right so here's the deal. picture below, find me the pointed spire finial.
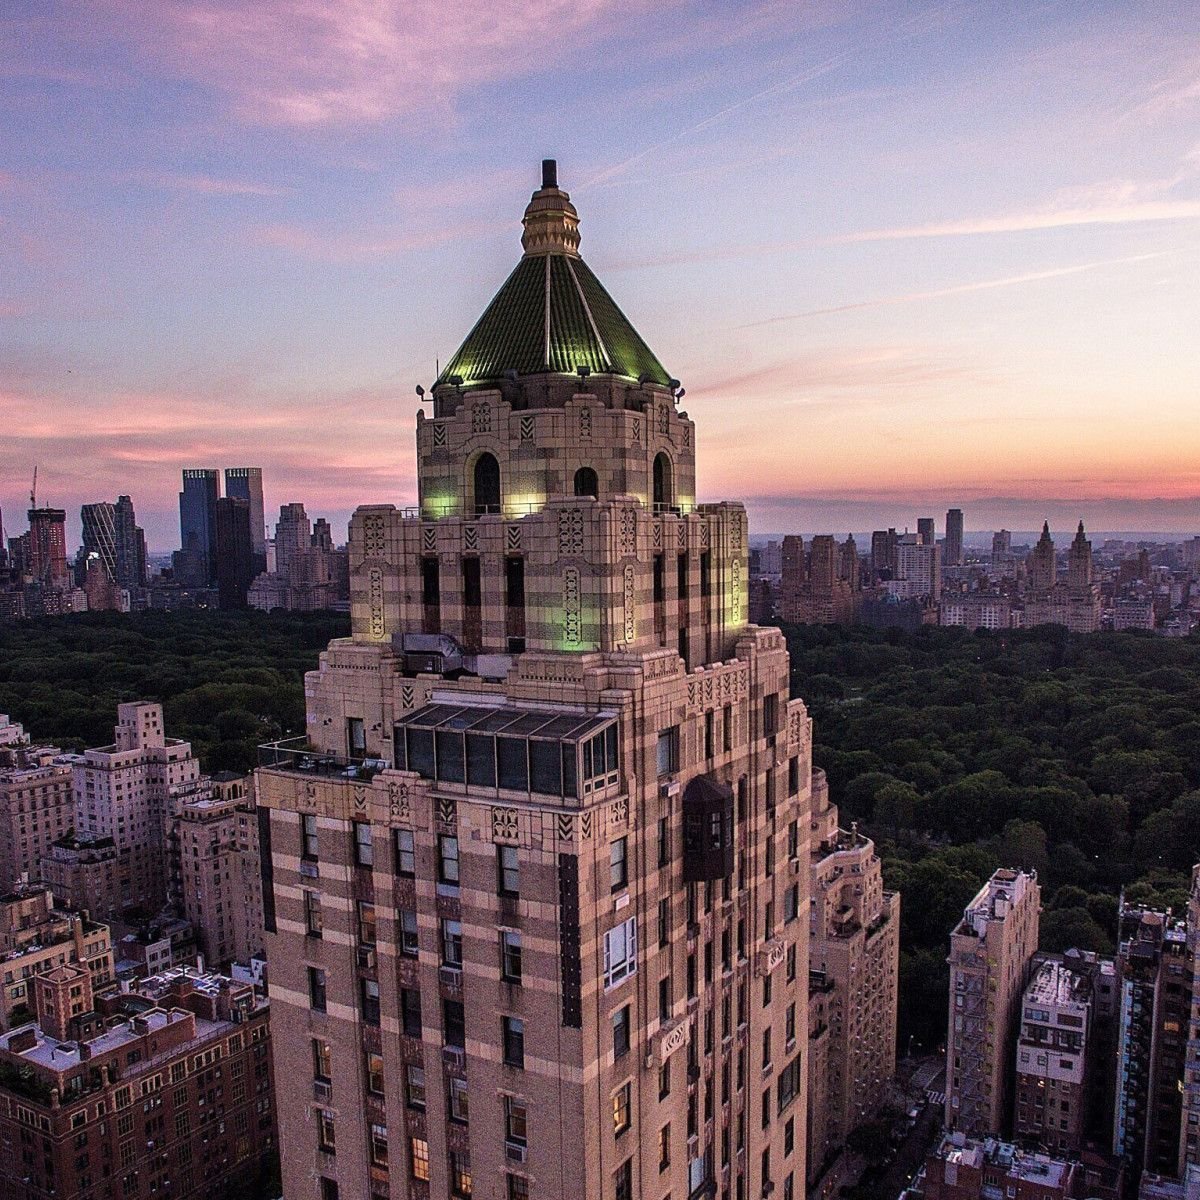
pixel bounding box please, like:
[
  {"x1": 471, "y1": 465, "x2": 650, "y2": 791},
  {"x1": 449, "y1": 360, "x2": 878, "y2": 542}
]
[{"x1": 522, "y1": 158, "x2": 580, "y2": 258}]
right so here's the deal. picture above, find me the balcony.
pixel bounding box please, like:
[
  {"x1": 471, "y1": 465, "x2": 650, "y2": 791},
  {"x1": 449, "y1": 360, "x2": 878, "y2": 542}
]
[{"x1": 258, "y1": 737, "x2": 387, "y2": 780}]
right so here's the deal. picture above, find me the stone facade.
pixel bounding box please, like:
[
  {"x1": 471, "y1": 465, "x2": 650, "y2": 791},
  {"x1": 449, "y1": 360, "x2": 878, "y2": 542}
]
[
  {"x1": 807, "y1": 768, "x2": 899, "y2": 1184},
  {"x1": 0, "y1": 740, "x2": 74, "y2": 892},
  {"x1": 258, "y1": 164, "x2": 814, "y2": 1200},
  {"x1": 946, "y1": 869, "x2": 1041, "y2": 1138}
]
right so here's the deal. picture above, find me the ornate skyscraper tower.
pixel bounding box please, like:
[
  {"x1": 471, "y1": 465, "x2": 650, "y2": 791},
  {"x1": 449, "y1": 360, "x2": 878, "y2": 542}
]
[{"x1": 258, "y1": 162, "x2": 813, "y2": 1200}]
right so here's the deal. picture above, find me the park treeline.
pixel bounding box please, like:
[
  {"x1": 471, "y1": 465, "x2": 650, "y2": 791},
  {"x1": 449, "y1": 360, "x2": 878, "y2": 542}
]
[
  {"x1": 3, "y1": 612, "x2": 1198, "y2": 1050},
  {"x1": 0, "y1": 610, "x2": 349, "y2": 773},
  {"x1": 784, "y1": 620, "x2": 1200, "y2": 1050}
]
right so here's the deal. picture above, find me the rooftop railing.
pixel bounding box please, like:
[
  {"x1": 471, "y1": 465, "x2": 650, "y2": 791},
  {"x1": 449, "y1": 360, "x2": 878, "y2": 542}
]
[{"x1": 257, "y1": 738, "x2": 388, "y2": 781}]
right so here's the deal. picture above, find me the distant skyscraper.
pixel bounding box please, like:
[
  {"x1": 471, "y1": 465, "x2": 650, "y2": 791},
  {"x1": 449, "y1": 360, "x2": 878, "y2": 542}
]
[
  {"x1": 1067, "y1": 520, "x2": 1094, "y2": 593},
  {"x1": 214, "y1": 497, "x2": 255, "y2": 609},
  {"x1": 80, "y1": 502, "x2": 118, "y2": 580},
  {"x1": 946, "y1": 508, "x2": 964, "y2": 567},
  {"x1": 917, "y1": 516, "x2": 935, "y2": 546},
  {"x1": 27, "y1": 507, "x2": 70, "y2": 589},
  {"x1": 1027, "y1": 522, "x2": 1057, "y2": 592},
  {"x1": 179, "y1": 468, "x2": 219, "y2": 582},
  {"x1": 871, "y1": 528, "x2": 898, "y2": 580},
  {"x1": 273, "y1": 502, "x2": 311, "y2": 578},
  {"x1": 991, "y1": 529, "x2": 1012, "y2": 568},
  {"x1": 311, "y1": 516, "x2": 334, "y2": 551},
  {"x1": 113, "y1": 494, "x2": 147, "y2": 590},
  {"x1": 225, "y1": 467, "x2": 266, "y2": 565}
]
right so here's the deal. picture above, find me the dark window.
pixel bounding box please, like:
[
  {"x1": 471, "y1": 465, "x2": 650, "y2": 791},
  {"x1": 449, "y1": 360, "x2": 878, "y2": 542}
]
[
  {"x1": 613, "y1": 1004, "x2": 631, "y2": 1058},
  {"x1": 347, "y1": 717, "x2": 366, "y2": 758},
  {"x1": 406, "y1": 728, "x2": 434, "y2": 779},
  {"x1": 301, "y1": 813, "x2": 318, "y2": 861},
  {"x1": 308, "y1": 967, "x2": 327, "y2": 1013},
  {"x1": 501, "y1": 931, "x2": 523, "y2": 982},
  {"x1": 400, "y1": 988, "x2": 422, "y2": 1038},
  {"x1": 435, "y1": 730, "x2": 465, "y2": 783},
  {"x1": 529, "y1": 739, "x2": 561, "y2": 795},
  {"x1": 610, "y1": 836, "x2": 628, "y2": 892},
  {"x1": 653, "y1": 553, "x2": 665, "y2": 602},
  {"x1": 360, "y1": 978, "x2": 380, "y2": 1026},
  {"x1": 503, "y1": 1016, "x2": 525, "y2": 1068},
  {"x1": 656, "y1": 727, "x2": 679, "y2": 776},
  {"x1": 466, "y1": 734, "x2": 496, "y2": 787},
  {"x1": 653, "y1": 453, "x2": 673, "y2": 509},
  {"x1": 474, "y1": 453, "x2": 501, "y2": 514},
  {"x1": 399, "y1": 910, "x2": 419, "y2": 957},
  {"x1": 614, "y1": 1157, "x2": 633, "y2": 1200},
  {"x1": 320, "y1": 1179, "x2": 339, "y2": 1200},
  {"x1": 497, "y1": 737, "x2": 528, "y2": 791},
  {"x1": 574, "y1": 466, "x2": 599, "y2": 498},
  {"x1": 443, "y1": 999, "x2": 465, "y2": 1048},
  {"x1": 705, "y1": 710, "x2": 714, "y2": 760}
]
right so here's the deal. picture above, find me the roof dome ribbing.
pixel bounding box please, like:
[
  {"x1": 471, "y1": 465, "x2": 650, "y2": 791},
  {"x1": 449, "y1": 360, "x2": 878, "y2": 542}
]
[{"x1": 435, "y1": 161, "x2": 671, "y2": 388}]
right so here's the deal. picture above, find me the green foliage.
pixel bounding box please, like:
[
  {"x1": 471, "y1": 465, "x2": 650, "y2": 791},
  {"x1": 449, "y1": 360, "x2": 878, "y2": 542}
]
[
  {"x1": 785, "y1": 622, "x2": 1200, "y2": 1049},
  {"x1": 0, "y1": 610, "x2": 349, "y2": 774}
]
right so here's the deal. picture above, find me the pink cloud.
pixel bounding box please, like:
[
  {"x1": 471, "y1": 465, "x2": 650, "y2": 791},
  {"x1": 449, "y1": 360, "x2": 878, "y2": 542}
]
[
  {"x1": 122, "y1": 170, "x2": 287, "y2": 196},
  {"x1": 99, "y1": 0, "x2": 672, "y2": 126}
]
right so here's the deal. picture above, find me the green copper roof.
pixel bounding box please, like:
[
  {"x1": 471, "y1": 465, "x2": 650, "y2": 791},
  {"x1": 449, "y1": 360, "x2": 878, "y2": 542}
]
[{"x1": 436, "y1": 252, "x2": 671, "y2": 388}]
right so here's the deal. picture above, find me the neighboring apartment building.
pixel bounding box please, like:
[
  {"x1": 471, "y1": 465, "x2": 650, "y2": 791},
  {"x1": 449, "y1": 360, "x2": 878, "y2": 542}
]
[
  {"x1": 68, "y1": 702, "x2": 208, "y2": 917},
  {"x1": 1114, "y1": 902, "x2": 1192, "y2": 1180},
  {"x1": 939, "y1": 594, "x2": 1013, "y2": 631},
  {"x1": 0, "y1": 883, "x2": 114, "y2": 1029},
  {"x1": 0, "y1": 736, "x2": 75, "y2": 893},
  {"x1": 1014, "y1": 959, "x2": 1091, "y2": 1154},
  {"x1": 919, "y1": 1133, "x2": 1076, "y2": 1200},
  {"x1": 947, "y1": 869, "x2": 1041, "y2": 1138},
  {"x1": 256, "y1": 161, "x2": 815, "y2": 1200},
  {"x1": 0, "y1": 962, "x2": 277, "y2": 1200},
  {"x1": 1182, "y1": 867, "x2": 1200, "y2": 1174},
  {"x1": 177, "y1": 772, "x2": 263, "y2": 968},
  {"x1": 807, "y1": 767, "x2": 899, "y2": 1186}
]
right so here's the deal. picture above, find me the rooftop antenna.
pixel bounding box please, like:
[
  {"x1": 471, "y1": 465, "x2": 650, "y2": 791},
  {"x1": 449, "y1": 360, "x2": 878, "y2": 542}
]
[{"x1": 30, "y1": 466, "x2": 37, "y2": 509}]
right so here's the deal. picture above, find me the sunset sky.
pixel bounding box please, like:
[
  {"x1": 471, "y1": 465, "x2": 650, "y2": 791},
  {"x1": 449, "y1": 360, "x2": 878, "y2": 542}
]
[{"x1": 3, "y1": 0, "x2": 1199, "y2": 549}]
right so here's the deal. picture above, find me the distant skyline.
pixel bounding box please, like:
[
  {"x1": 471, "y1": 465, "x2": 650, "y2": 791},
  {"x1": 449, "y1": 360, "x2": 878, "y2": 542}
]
[{"x1": 3, "y1": 1, "x2": 1199, "y2": 547}]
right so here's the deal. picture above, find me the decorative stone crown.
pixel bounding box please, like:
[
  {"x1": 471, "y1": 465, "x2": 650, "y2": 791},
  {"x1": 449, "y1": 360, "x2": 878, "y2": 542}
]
[{"x1": 521, "y1": 159, "x2": 581, "y2": 258}]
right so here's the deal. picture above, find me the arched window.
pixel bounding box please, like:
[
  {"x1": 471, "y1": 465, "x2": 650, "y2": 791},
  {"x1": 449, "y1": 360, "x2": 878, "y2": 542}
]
[
  {"x1": 653, "y1": 452, "x2": 673, "y2": 510},
  {"x1": 574, "y1": 467, "x2": 599, "y2": 499},
  {"x1": 473, "y1": 453, "x2": 501, "y2": 515}
]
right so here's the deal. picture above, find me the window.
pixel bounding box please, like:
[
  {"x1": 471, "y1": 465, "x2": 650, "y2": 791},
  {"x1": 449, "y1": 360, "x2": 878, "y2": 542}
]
[
  {"x1": 503, "y1": 1016, "x2": 525, "y2": 1068},
  {"x1": 705, "y1": 711, "x2": 714, "y2": 760},
  {"x1": 785, "y1": 1002, "x2": 796, "y2": 1046},
  {"x1": 304, "y1": 890, "x2": 322, "y2": 937},
  {"x1": 320, "y1": 1180, "x2": 339, "y2": 1200},
  {"x1": 441, "y1": 918, "x2": 463, "y2": 967},
  {"x1": 399, "y1": 910, "x2": 419, "y2": 957},
  {"x1": 613, "y1": 1004, "x2": 631, "y2": 1059},
  {"x1": 501, "y1": 931, "x2": 523, "y2": 982},
  {"x1": 656, "y1": 727, "x2": 679, "y2": 776},
  {"x1": 405, "y1": 1065, "x2": 425, "y2": 1110},
  {"x1": 357, "y1": 900, "x2": 376, "y2": 946},
  {"x1": 613, "y1": 1081, "x2": 632, "y2": 1136},
  {"x1": 610, "y1": 837, "x2": 628, "y2": 892},
  {"x1": 505, "y1": 1095, "x2": 528, "y2": 1146},
  {"x1": 777, "y1": 1053, "x2": 802, "y2": 1114},
  {"x1": 312, "y1": 1039, "x2": 331, "y2": 1082},
  {"x1": 723, "y1": 703, "x2": 733, "y2": 751},
  {"x1": 659, "y1": 1059, "x2": 671, "y2": 1100},
  {"x1": 784, "y1": 884, "x2": 799, "y2": 923},
  {"x1": 614, "y1": 1158, "x2": 633, "y2": 1200},
  {"x1": 659, "y1": 976, "x2": 671, "y2": 1022},
  {"x1": 347, "y1": 717, "x2": 366, "y2": 757},
  {"x1": 394, "y1": 828, "x2": 416, "y2": 876},
  {"x1": 659, "y1": 1122, "x2": 671, "y2": 1171},
  {"x1": 604, "y1": 918, "x2": 638, "y2": 989},
  {"x1": 658, "y1": 817, "x2": 670, "y2": 867},
  {"x1": 360, "y1": 978, "x2": 381, "y2": 1026},
  {"x1": 574, "y1": 466, "x2": 599, "y2": 498},
  {"x1": 400, "y1": 988, "x2": 422, "y2": 1038},
  {"x1": 369, "y1": 1123, "x2": 388, "y2": 1167},
  {"x1": 473, "y1": 451, "x2": 501, "y2": 514},
  {"x1": 365, "y1": 1051, "x2": 385, "y2": 1096},
  {"x1": 658, "y1": 898, "x2": 670, "y2": 948},
  {"x1": 448, "y1": 1077, "x2": 469, "y2": 1124},
  {"x1": 316, "y1": 1108, "x2": 335, "y2": 1153},
  {"x1": 438, "y1": 835, "x2": 460, "y2": 886},
  {"x1": 410, "y1": 1137, "x2": 430, "y2": 1182},
  {"x1": 353, "y1": 820, "x2": 373, "y2": 867},
  {"x1": 498, "y1": 845, "x2": 520, "y2": 896},
  {"x1": 444, "y1": 999, "x2": 466, "y2": 1048},
  {"x1": 450, "y1": 1149, "x2": 473, "y2": 1198},
  {"x1": 507, "y1": 1176, "x2": 529, "y2": 1200},
  {"x1": 301, "y1": 813, "x2": 318, "y2": 860},
  {"x1": 308, "y1": 967, "x2": 327, "y2": 1013},
  {"x1": 762, "y1": 1028, "x2": 772, "y2": 1069}
]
